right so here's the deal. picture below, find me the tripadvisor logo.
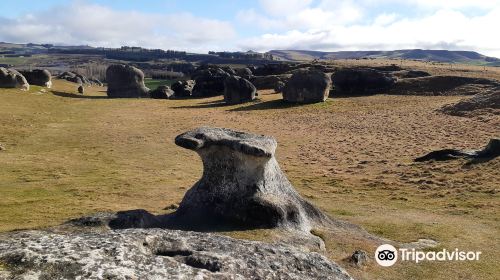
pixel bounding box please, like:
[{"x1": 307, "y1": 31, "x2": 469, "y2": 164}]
[{"x1": 375, "y1": 244, "x2": 482, "y2": 267}]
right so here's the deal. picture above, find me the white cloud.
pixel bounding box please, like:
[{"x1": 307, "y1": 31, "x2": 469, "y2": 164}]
[
  {"x1": 258, "y1": 0, "x2": 314, "y2": 17},
  {"x1": 238, "y1": 7, "x2": 500, "y2": 58},
  {"x1": 0, "y1": 2, "x2": 236, "y2": 52}
]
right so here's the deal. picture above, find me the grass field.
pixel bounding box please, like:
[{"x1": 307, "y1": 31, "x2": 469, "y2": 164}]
[
  {"x1": 0, "y1": 69, "x2": 498, "y2": 279},
  {"x1": 144, "y1": 78, "x2": 176, "y2": 89}
]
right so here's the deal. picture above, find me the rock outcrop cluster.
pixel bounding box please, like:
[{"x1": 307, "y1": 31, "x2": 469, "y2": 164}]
[{"x1": 106, "y1": 64, "x2": 150, "y2": 98}]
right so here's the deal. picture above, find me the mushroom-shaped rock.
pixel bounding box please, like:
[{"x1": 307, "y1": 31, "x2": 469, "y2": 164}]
[
  {"x1": 283, "y1": 69, "x2": 331, "y2": 103},
  {"x1": 223, "y1": 75, "x2": 256, "y2": 104},
  {"x1": 171, "y1": 80, "x2": 195, "y2": 97},
  {"x1": 20, "y1": 69, "x2": 52, "y2": 88},
  {"x1": 150, "y1": 85, "x2": 174, "y2": 99},
  {"x1": 0, "y1": 67, "x2": 29, "y2": 91},
  {"x1": 173, "y1": 127, "x2": 329, "y2": 231},
  {"x1": 106, "y1": 64, "x2": 150, "y2": 98}
]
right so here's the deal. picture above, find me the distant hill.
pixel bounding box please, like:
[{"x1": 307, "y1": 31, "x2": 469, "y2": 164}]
[{"x1": 268, "y1": 49, "x2": 500, "y2": 66}]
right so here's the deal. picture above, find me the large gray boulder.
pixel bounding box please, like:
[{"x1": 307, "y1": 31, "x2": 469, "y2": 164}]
[
  {"x1": 0, "y1": 67, "x2": 29, "y2": 91},
  {"x1": 106, "y1": 64, "x2": 150, "y2": 98},
  {"x1": 173, "y1": 127, "x2": 330, "y2": 231},
  {"x1": 58, "y1": 71, "x2": 91, "y2": 85},
  {"x1": 283, "y1": 69, "x2": 331, "y2": 103},
  {"x1": 191, "y1": 66, "x2": 229, "y2": 97},
  {"x1": 0, "y1": 228, "x2": 352, "y2": 279},
  {"x1": 223, "y1": 76, "x2": 256, "y2": 104},
  {"x1": 150, "y1": 85, "x2": 175, "y2": 99},
  {"x1": 332, "y1": 68, "x2": 395, "y2": 95},
  {"x1": 20, "y1": 69, "x2": 52, "y2": 88},
  {"x1": 171, "y1": 80, "x2": 195, "y2": 97}
]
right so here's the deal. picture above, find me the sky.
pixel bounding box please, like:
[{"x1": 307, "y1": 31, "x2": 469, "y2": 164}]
[{"x1": 0, "y1": 0, "x2": 499, "y2": 57}]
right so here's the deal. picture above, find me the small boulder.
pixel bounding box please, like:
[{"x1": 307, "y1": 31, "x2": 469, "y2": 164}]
[
  {"x1": 347, "y1": 250, "x2": 368, "y2": 267},
  {"x1": 223, "y1": 76, "x2": 256, "y2": 104},
  {"x1": 150, "y1": 85, "x2": 174, "y2": 99},
  {"x1": 332, "y1": 68, "x2": 395, "y2": 95},
  {"x1": 283, "y1": 69, "x2": 331, "y2": 103},
  {"x1": 20, "y1": 69, "x2": 52, "y2": 88},
  {"x1": 171, "y1": 80, "x2": 195, "y2": 97},
  {"x1": 106, "y1": 64, "x2": 150, "y2": 98},
  {"x1": 77, "y1": 85, "x2": 84, "y2": 94}
]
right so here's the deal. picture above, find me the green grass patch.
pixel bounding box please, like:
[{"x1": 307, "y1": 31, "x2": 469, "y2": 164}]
[{"x1": 144, "y1": 78, "x2": 176, "y2": 89}]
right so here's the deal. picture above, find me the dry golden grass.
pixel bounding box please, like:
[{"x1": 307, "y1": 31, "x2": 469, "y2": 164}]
[{"x1": 0, "y1": 69, "x2": 498, "y2": 279}]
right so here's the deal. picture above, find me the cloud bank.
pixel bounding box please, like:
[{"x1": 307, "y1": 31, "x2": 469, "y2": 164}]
[{"x1": 0, "y1": 0, "x2": 499, "y2": 57}]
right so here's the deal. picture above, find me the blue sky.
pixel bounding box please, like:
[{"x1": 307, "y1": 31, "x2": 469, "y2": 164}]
[{"x1": 0, "y1": 0, "x2": 499, "y2": 57}]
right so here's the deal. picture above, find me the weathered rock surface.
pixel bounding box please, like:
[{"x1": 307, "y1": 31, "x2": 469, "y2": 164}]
[
  {"x1": 20, "y1": 69, "x2": 52, "y2": 88},
  {"x1": 191, "y1": 66, "x2": 229, "y2": 97},
  {"x1": 58, "y1": 71, "x2": 92, "y2": 85},
  {"x1": 440, "y1": 88, "x2": 500, "y2": 116},
  {"x1": 0, "y1": 67, "x2": 29, "y2": 90},
  {"x1": 250, "y1": 74, "x2": 291, "y2": 90},
  {"x1": 106, "y1": 64, "x2": 150, "y2": 98},
  {"x1": 274, "y1": 81, "x2": 285, "y2": 93},
  {"x1": 390, "y1": 75, "x2": 499, "y2": 96},
  {"x1": 283, "y1": 69, "x2": 331, "y2": 103},
  {"x1": 171, "y1": 80, "x2": 195, "y2": 97},
  {"x1": 223, "y1": 76, "x2": 256, "y2": 104},
  {"x1": 172, "y1": 127, "x2": 330, "y2": 231},
  {"x1": 415, "y1": 138, "x2": 500, "y2": 163},
  {"x1": 0, "y1": 228, "x2": 352, "y2": 280},
  {"x1": 234, "y1": 67, "x2": 253, "y2": 80},
  {"x1": 332, "y1": 68, "x2": 395, "y2": 95},
  {"x1": 150, "y1": 85, "x2": 175, "y2": 99}
]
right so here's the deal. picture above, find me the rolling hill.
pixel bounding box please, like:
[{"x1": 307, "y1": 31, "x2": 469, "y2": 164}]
[{"x1": 268, "y1": 49, "x2": 500, "y2": 66}]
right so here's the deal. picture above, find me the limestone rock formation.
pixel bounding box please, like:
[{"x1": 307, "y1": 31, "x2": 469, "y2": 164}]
[
  {"x1": 223, "y1": 75, "x2": 256, "y2": 104},
  {"x1": 390, "y1": 75, "x2": 498, "y2": 96},
  {"x1": 415, "y1": 138, "x2": 500, "y2": 163},
  {"x1": 234, "y1": 67, "x2": 253, "y2": 80},
  {"x1": 77, "y1": 85, "x2": 84, "y2": 94},
  {"x1": 0, "y1": 67, "x2": 29, "y2": 90},
  {"x1": 106, "y1": 64, "x2": 150, "y2": 98},
  {"x1": 250, "y1": 74, "x2": 291, "y2": 90},
  {"x1": 171, "y1": 80, "x2": 195, "y2": 97},
  {"x1": 440, "y1": 89, "x2": 500, "y2": 116},
  {"x1": 20, "y1": 69, "x2": 52, "y2": 88},
  {"x1": 332, "y1": 68, "x2": 395, "y2": 95},
  {"x1": 150, "y1": 85, "x2": 175, "y2": 99},
  {"x1": 173, "y1": 127, "x2": 330, "y2": 231},
  {"x1": 283, "y1": 69, "x2": 332, "y2": 103},
  {"x1": 274, "y1": 81, "x2": 285, "y2": 93},
  {"x1": 58, "y1": 71, "x2": 91, "y2": 85},
  {"x1": 0, "y1": 228, "x2": 352, "y2": 279},
  {"x1": 191, "y1": 66, "x2": 229, "y2": 97}
]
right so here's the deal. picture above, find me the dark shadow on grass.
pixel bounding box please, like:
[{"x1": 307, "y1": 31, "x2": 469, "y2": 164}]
[
  {"x1": 229, "y1": 99, "x2": 304, "y2": 112},
  {"x1": 52, "y1": 91, "x2": 108, "y2": 99},
  {"x1": 173, "y1": 101, "x2": 227, "y2": 109}
]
